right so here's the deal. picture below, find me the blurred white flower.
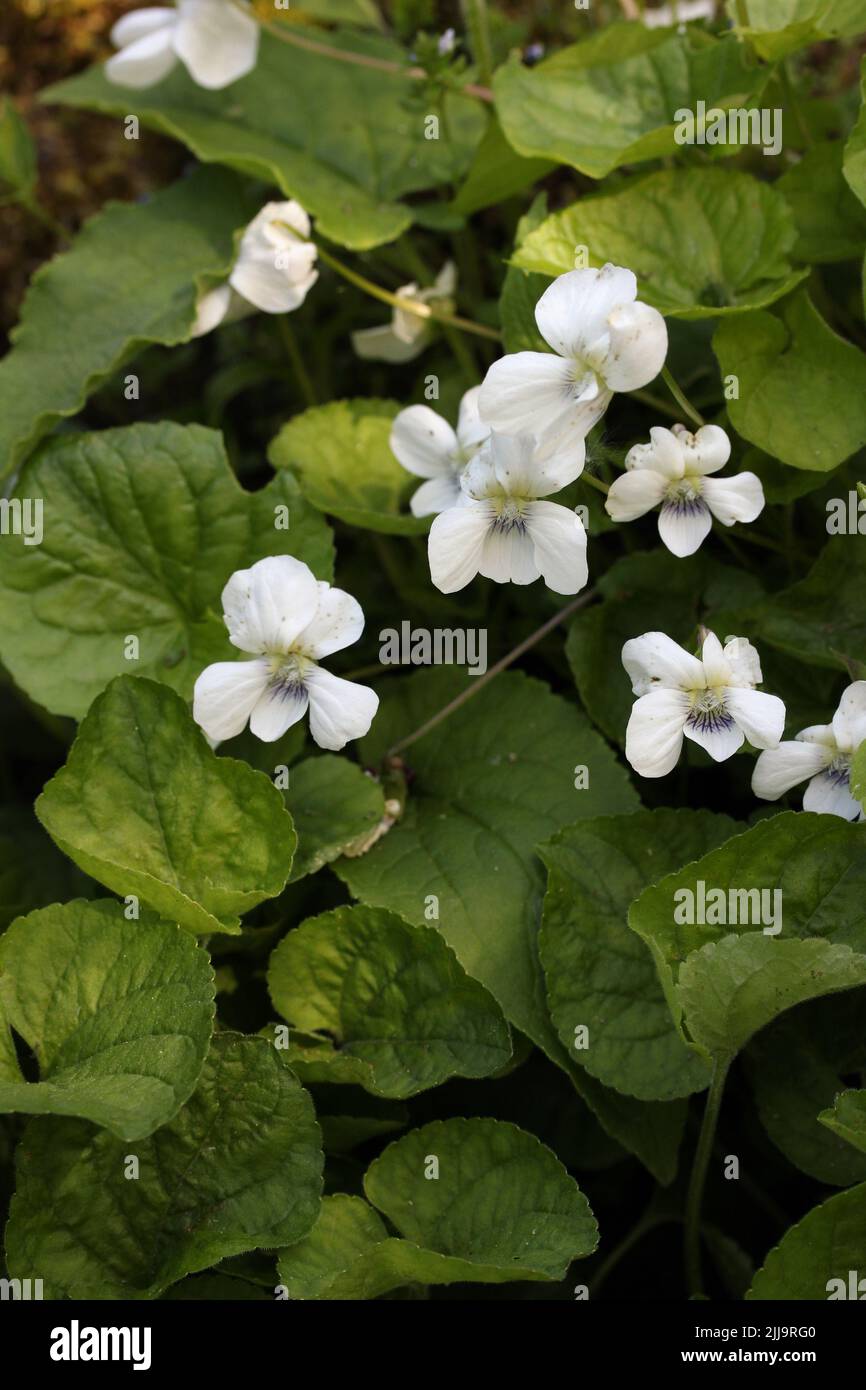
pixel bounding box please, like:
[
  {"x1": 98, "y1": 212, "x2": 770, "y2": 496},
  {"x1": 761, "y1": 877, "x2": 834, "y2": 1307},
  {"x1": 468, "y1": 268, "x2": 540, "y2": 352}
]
[
  {"x1": 428, "y1": 432, "x2": 588, "y2": 594},
  {"x1": 622, "y1": 630, "x2": 785, "y2": 778},
  {"x1": 605, "y1": 424, "x2": 764, "y2": 557},
  {"x1": 193, "y1": 556, "x2": 378, "y2": 750},
  {"x1": 192, "y1": 200, "x2": 318, "y2": 337},
  {"x1": 390, "y1": 386, "x2": 488, "y2": 517},
  {"x1": 106, "y1": 0, "x2": 259, "y2": 91},
  {"x1": 752, "y1": 682, "x2": 866, "y2": 821},
  {"x1": 479, "y1": 264, "x2": 668, "y2": 454},
  {"x1": 437, "y1": 28, "x2": 456, "y2": 55},
  {"x1": 352, "y1": 262, "x2": 456, "y2": 364},
  {"x1": 642, "y1": 1, "x2": 716, "y2": 29}
]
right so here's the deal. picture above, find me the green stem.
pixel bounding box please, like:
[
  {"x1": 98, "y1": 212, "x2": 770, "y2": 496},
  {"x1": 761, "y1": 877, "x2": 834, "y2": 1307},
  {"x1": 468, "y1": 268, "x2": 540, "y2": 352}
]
[
  {"x1": 661, "y1": 367, "x2": 705, "y2": 428},
  {"x1": 628, "y1": 387, "x2": 682, "y2": 421},
  {"x1": 386, "y1": 587, "x2": 597, "y2": 758},
  {"x1": 581, "y1": 472, "x2": 609, "y2": 496},
  {"x1": 460, "y1": 0, "x2": 494, "y2": 88},
  {"x1": 277, "y1": 317, "x2": 317, "y2": 406},
  {"x1": 314, "y1": 241, "x2": 501, "y2": 342},
  {"x1": 685, "y1": 1055, "x2": 731, "y2": 1299}
]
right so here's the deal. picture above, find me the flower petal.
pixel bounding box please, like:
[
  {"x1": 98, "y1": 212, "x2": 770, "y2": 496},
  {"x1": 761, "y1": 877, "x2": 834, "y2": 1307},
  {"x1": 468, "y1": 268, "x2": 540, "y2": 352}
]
[
  {"x1": 390, "y1": 406, "x2": 458, "y2": 478},
  {"x1": 173, "y1": 0, "x2": 260, "y2": 89},
  {"x1": 428, "y1": 503, "x2": 492, "y2": 593},
  {"x1": 535, "y1": 265, "x2": 637, "y2": 359},
  {"x1": 675, "y1": 423, "x2": 731, "y2": 475},
  {"x1": 351, "y1": 323, "x2": 429, "y2": 363},
  {"x1": 683, "y1": 706, "x2": 745, "y2": 761},
  {"x1": 221, "y1": 555, "x2": 320, "y2": 655},
  {"x1": 293, "y1": 583, "x2": 365, "y2": 660},
  {"x1": 626, "y1": 426, "x2": 684, "y2": 480},
  {"x1": 625, "y1": 688, "x2": 689, "y2": 778},
  {"x1": 622, "y1": 632, "x2": 705, "y2": 696},
  {"x1": 752, "y1": 740, "x2": 832, "y2": 801},
  {"x1": 479, "y1": 352, "x2": 578, "y2": 437},
  {"x1": 190, "y1": 283, "x2": 233, "y2": 338},
  {"x1": 602, "y1": 301, "x2": 668, "y2": 391},
  {"x1": 111, "y1": 8, "x2": 176, "y2": 45},
  {"x1": 722, "y1": 636, "x2": 762, "y2": 688},
  {"x1": 803, "y1": 769, "x2": 863, "y2": 820},
  {"x1": 525, "y1": 501, "x2": 589, "y2": 594},
  {"x1": 305, "y1": 667, "x2": 379, "y2": 751},
  {"x1": 701, "y1": 471, "x2": 765, "y2": 526},
  {"x1": 410, "y1": 474, "x2": 463, "y2": 517},
  {"x1": 193, "y1": 658, "x2": 270, "y2": 742},
  {"x1": 605, "y1": 468, "x2": 668, "y2": 522},
  {"x1": 106, "y1": 24, "x2": 177, "y2": 87},
  {"x1": 724, "y1": 687, "x2": 786, "y2": 749},
  {"x1": 658, "y1": 496, "x2": 713, "y2": 557},
  {"x1": 831, "y1": 680, "x2": 866, "y2": 754},
  {"x1": 699, "y1": 630, "x2": 732, "y2": 688},
  {"x1": 249, "y1": 680, "x2": 310, "y2": 743},
  {"x1": 479, "y1": 522, "x2": 539, "y2": 586},
  {"x1": 456, "y1": 385, "x2": 488, "y2": 454},
  {"x1": 229, "y1": 201, "x2": 318, "y2": 313}
]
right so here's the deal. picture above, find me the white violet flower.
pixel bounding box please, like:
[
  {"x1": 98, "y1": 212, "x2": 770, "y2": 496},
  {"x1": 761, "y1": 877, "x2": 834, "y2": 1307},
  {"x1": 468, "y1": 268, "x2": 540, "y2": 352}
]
[
  {"x1": 479, "y1": 264, "x2": 668, "y2": 453},
  {"x1": 192, "y1": 200, "x2": 318, "y2": 337},
  {"x1": 622, "y1": 630, "x2": 785, "y2": 778},
  {"x1": 605, "y1": 423, "x2": 765, "y2": 557},
  {"x1": 390, "y1": 386, "x2": 489, "y2": 517},
  {"x1": 428, "y1": 431, "x2": 588, "y2": 595},
  {"x1": 752, "y1": 681, "x2": 866, "y2": 821},
  {"x1": 193, "y1": 556, "x2": 379, "y2": 750},
  {"x1": 352, "y1": 262, "x2": 457, "y2": 364},
  {"x1": 106, "y1": 0, "x2": 259, "y2": 91}
]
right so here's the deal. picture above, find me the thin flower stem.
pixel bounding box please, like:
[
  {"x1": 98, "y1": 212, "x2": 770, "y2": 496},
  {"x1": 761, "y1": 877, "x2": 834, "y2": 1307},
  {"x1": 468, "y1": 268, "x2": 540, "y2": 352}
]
[
  {"x1": 386, "y1": 588, "x2": 597, "y2": 758},
  {"x1": 581, "y1": 473, "x2": 609, "y2": 496},
  {"x1": 314, "y1": 241, "x2": 501, "y2": 342},
  {"x1": 629, "y1": 387, "x2": 682, "y2": 421},
  {"x1": 685, "y1": 1054, "x2": 731, "y2": 1298},
  {"x1": 234, "y1": 1, "x2": 494, "y2": 101},
  {"x1": 661, "y1": 367, "x2": 706, "y2": 428},
  {"x1": 277, "y1": 317, "x2": 317, "y2": 406}
]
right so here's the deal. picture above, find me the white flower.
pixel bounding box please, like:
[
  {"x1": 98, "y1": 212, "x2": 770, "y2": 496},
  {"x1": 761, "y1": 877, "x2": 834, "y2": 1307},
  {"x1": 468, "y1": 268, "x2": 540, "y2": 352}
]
[
  {"x1": 390, "y1": 387, "x2": 488, "y2": 517},
  {"x1": 605, "y1": 424, "x2": 765, "y2": 557},
  {"x1": 642, "y1": 0, "x2": 716, "y2": 29},
  {"x1": 352, "y1": 262, "x2": 457, "y2": 364},
  {"x1": 479, "y1": 264, "x2": 668, "y2": 453},
  {"x1": 622, "y1": 630, "x2": 785, "y2": 778},
  {"x1": 106, "y1": 0, "x2": 259, "y2": 91},
  {"x1": 752, "y1": 682, "x2": 866, "y2": 821},
  {"x1": 193, "y1": 556, "x2": 378, "y2": 750},
  {"x1": 192, "y1": 200, "x2": 318, "y2": 337},
  {"x1": 427, "y1": 432, "x2": 588, "y2": 595}
]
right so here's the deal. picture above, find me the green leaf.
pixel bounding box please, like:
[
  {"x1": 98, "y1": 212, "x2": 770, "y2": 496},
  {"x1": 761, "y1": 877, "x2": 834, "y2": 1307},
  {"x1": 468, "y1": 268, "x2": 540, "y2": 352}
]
[
  {"x1": 629, "y1": 812, "x2": 866, "y2": 1037},
  {"x1": 278, "y1": 1119, "x2": 598, "y2": 1298},
  {"x1": 713, "y1": 292, "x2": 866, "y2": 470},
  {"x1": 284, "y1": 755, "x2": 385, "y2": 881},
  {"x1": 494, "y1": 26, "x2": 766, "y2": 181},
  {"x1": 779, "y1": 142, "x2": 866, "y2": 263},
  {"x1": 0, "y1": 421, "x2": 333, "y2": 720},
  {"x1": 678, "y1": 933, "x2": 866, "y2": 1062},
  {"x1": 267, "y1": 904, "x2": 512, "y2": 1097},
  {"x1": 43, "y1": 29, "x2": 484, "y2": 251},
  {"x1": 0, "y1": 97, "x2": 36, "y2": 200},
  {"x1": 269, "y1": 399, "x2": 427, "y2": 534},
  {"x1": 844, "y1": 61, "x2": 866, "y2": 210},
  {"x1": 513, "y1": 168, "x2": 806, "y2": 319},
  {"x1": 747, "y1": 1183, "x2": 866, "y2": 1299},
  {"x1": 5, "y1": 1033, "x2": 323, "y2": 1299},
  {"x1": 539, "y1": 810, "x2": 738, "y2": 1102},
  {"x1": 819, "y1": 1090, "x2": 866, "y2": 1155},
  {"x1": 741, "y1": 539, "x2": 866, "y2": 673},
  {"x1": 451, "y1": 117, "x2": 554, "y2": 217},
  {"x1": 730, "y1": 0, "x2": 866, "y2": 61},
  {"x1": 0, "y1": 899, "x2": 213, "y2": 1139},
  {"x1": 36, "y1": 677, "x2": 296, "y2": 936},
  {"x1": 0, "y1": 168, "x2": 245, "y2": 479}
]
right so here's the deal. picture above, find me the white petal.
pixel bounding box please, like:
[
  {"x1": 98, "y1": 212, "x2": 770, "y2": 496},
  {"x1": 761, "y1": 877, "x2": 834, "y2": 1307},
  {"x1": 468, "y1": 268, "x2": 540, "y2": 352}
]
[
  {"x1": 390, "y1": 406, "x2": 458, "y2": 479},
  {"x1": 658, "y1": 496, "x2": 713, "y2": 556},
  {"x1": 432, "y1": 260, "x2": 457, "y2": 297},
  {"x1": 535, "y1": 265, "x2": 637, "y2": 359},
  {"x1": 479, "y1": 352, "x2": 578, "y2": 437},
  {"x1": 674, "y1": 423, "x2": 731, "y2": 475},
  {"x1": 625, "y1": 688, "x2": 689, "y2": 778},
  {"x1": 831, "y1": 680, "x2": 866, "y2": 754},
  {"x1": 605, "y1": 468, "x2": 667, "y2": 522},
  {"x1": 351, "y1": 323, "x2": 429, "y2": 363},
  {"x1": 249, "y1": 681, "x2": 310, "y2": 743},
  {"x1": 602, "y1": 301, "x2": 668, "y2": 391},
  {"x1": 699, "y1": 631, "x2": 732, "y2": 688},
  {"x1": 752, "y1": 741, "x2": 832, "y2": 801},
  {"x1": 428, "y1": 503, "x2": 492, "y2": 593},
  {"x1": 456, "y1": 385, "x2": 488, "y2": 454},
  {"x1": 525, "y1": 501, "x2": 588, "y2": 595},
  {"x1": 105, "y1": 26, "x2": 177, "y2": 88},
  {"x1": 229, "y1": 202, "x2": 317, "y2": 313},
  {"x1": 479, "y1": 523, "x2": 539, "y2": 586},
  {"x1": 626, "y1": 426, "x2": 684, "y2": 480},
  {"x1": 622, "y1": 632, "x2": 705, "y2": 697},
  {"x1": 111, "y1": 8, "x2": 176, "y2": 45},
  {"x1": 221, "y1": 555, "x2": 320, "y2": 655},
  {"x1": 173, "y1": 0, "x2": 260, "y2": 89},
  {"x1": 410, "y1": 475, "x2": 462, "y2": 517},
  {"x1": 683, "y1": 707, "x2": 744, "y2": 761},
  {"x1": 190, "y1": 284, "x2": 233, "y2": 338},
  {"x1": 701, "y1": 472, "x2": 765, "y2": 526},
  {"x1": 305, "y1": 667, "x2": 379, "y2": 751},
  {"x1": 803, "y1": 769, "x2": 863, "y2": 820},
  {"x1": 723, "y1": 687, "x2": 786, "y2": 749},
  {"x1": 722, "y1": 636, "x2": 762, "y2": 688},
  {"x1": 293, "y1": 583, "x2": 365, "y2": 660},
  {"x1": 796, "y1": 723, "x2": 836, "y2": 747},
  {"x1": 193, "y1": 658, "x2": 270, "y2": 742}
]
